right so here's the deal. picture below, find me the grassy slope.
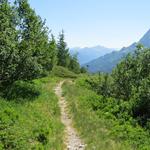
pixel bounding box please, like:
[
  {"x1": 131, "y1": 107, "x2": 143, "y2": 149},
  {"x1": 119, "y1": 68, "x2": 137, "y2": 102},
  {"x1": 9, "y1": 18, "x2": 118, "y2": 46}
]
[
  {"x1": 0, "y1": 77, "x2": 64, "y2": 150},
  {"x1": 52, "y1": 66, "x2": 78, "y2": 78},
  {"x1": 62, "y1": 80, "x2": 132, "y2": 150}
]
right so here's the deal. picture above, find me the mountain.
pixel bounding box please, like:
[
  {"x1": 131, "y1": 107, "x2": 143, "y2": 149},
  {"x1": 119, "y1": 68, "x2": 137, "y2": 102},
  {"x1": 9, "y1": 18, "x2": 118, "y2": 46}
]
[
  {"x1": 84, "y1": 29, "x2": 150, "y2": 73},
  {"x1": 139, "y1": 29, "x2": 150, "y2": 47},
  {"x1": 70, "y1": 46, "x2": 115, "y2": 65}
]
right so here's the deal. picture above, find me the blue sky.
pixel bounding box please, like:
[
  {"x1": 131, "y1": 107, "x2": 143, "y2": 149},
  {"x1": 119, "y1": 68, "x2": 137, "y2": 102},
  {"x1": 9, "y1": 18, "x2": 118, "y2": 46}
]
[{"x1": 29, "y1": 0, "x2": 150, "y2": 48}]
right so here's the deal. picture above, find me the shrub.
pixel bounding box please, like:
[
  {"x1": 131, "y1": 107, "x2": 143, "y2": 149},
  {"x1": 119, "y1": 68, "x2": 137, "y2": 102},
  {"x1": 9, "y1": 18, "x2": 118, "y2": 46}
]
[{"x1": 2, "y1": 81, "x2": 40, "y2": 101}]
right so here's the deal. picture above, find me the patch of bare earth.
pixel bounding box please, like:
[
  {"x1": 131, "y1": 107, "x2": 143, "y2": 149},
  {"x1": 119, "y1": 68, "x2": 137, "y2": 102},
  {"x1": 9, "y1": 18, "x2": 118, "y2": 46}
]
[{"x1": 55, "y1": 81, "x2": 85, "y2": 150}]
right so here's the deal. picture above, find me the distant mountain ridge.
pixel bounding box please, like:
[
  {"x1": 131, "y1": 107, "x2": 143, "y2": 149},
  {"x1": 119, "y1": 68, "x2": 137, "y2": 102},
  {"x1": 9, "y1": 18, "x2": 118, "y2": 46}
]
[
  {"x1": 70, "y1": 46, "x2": 115, "y2": 65},
  {"x1": 84, "y1": 29, "x2": 150, "y2": 73},
  {"x1": 139, "y1": 29, "x2": 150, "y2": 47}
]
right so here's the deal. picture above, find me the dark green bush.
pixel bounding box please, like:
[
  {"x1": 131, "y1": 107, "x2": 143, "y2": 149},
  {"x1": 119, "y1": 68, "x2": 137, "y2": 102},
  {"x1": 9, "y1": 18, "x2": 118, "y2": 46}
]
[
  {"x1": 2, "y1": 81, "x2": 40, "y2": 101},
  {"x1": 34, "y1": 128, "x2": 49, "y2": 145}
]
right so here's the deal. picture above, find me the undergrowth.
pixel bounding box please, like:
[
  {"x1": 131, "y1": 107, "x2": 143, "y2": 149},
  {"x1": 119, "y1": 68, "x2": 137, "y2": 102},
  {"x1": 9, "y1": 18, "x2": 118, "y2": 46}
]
[{"x1": 62, "y1": 79, "x2": 150, "y2": 150}]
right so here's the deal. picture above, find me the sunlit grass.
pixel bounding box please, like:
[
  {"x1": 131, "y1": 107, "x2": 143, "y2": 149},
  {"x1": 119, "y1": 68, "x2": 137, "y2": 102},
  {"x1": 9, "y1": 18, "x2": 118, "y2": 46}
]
[
  {"x1": 62, "y1": 80, "x2": 132, "y2": 150},
  {"x1": 0, "y1": 76, "x2": 64, "y2": 150}
]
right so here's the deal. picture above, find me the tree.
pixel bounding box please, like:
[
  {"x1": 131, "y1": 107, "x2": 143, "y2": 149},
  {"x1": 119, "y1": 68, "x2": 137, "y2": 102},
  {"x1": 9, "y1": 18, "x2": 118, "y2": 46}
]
[
  {"x1": 112, "y1": 45, "x2": 150, "y2": 101},
  {"x1": 14, "y1": 0, "x2": 51, "y2": 79},
  {"x1": 131, "y1": 46, "x2": 150, "y2": 125},
  {"x1": 0, "y1": 0, "x2": 78, "y2": 90},
  {"x1": 48, "y1": 34, "x2": 58, "y2": 69},
  {"x1": 0, "y1": 0, "x2": 19, "y2": 88},
  {"x1": 41, "y1": 34, "x2": 58, "y2": 75},
  {"x1": 80, "y1": 67, "x2": 87, "y2": 73},
  {"x1": 112, "y1": 45, "x2": 150, "y2": 125},
  {"x1": 112, "y1": 54, "x2": 134, "y2": 100},
  {"x1": 57, "y1": 30, "x2": 70, "y2": 67},
  {"x1": 69, "y1": 54, "x2": 80, "y2": 73}
]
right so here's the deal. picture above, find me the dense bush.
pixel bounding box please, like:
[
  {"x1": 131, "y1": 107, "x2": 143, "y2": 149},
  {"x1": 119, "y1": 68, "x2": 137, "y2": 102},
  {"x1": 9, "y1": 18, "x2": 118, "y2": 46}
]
[
  {"x1": 80, "y1": 46, "x2": 150, "y2": 127},
  {"x1": 63, "y1": 80, "x2": 150, "y2": 149},
  {"x1": 2, "y1": 81, "x2": 40, "y2": 101},
  {"x1": 75, "y1": 46, "x2": 150, "y2": 149},
  {"x1": 112, "y1": 46, "x2": 150, "y2": 125}
]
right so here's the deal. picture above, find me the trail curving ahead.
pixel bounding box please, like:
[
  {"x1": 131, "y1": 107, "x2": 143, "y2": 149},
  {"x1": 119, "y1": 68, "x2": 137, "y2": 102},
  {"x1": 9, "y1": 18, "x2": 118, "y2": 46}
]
[{"x1": 55, "y1": 81, "x2": 85, "y2": 150}]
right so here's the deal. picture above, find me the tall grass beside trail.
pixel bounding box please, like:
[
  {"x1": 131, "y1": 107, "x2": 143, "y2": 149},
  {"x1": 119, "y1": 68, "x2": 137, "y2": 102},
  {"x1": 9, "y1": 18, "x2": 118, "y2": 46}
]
[
  {"x1": 62, "y1": 80, "x2": 130, "y2": 150},
  {"x1": 62, "y1": 79, "x2": 150, "y2": 150},
  {"x1": 0, "y1": 76, "x2": 64, "y2": 150}
]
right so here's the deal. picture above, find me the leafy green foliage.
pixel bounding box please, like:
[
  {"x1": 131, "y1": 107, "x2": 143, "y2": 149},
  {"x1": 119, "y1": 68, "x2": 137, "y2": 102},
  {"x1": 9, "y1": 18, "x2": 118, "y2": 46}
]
[
  {"x1": 63, "y1": 79, "x2": 150, "y2": 149},
  {"x1": 15, "y1": 0, "x2": 50, "y2": 79},
  {"x1": 2, "y1": 81, "x2": 40, "y2": 101},
  {"x1": 0, "y1": 1, "x2": 81, "y2": 148},
  {"x1": 0, "y1": 0, "x2": 19, "y2": 87},
  {"x1": 69, "y1": 46, "x2": 150, "y2": 149},
  {"x1": 112, "y1": 46, "x2": 150, "y2": 125},
  {"x1": 81, "y1": 46, "x2": 150, "y2": 126},
  {"x1": 78, "y1": 73, "x2": 113, "y2": 97},
  {"x1": 0, "y1": 0, "x2": 81, "y2": 90}
]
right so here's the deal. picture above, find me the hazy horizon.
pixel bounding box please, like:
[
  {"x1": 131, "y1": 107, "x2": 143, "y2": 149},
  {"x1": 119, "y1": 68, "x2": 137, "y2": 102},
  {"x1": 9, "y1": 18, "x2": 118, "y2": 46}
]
[{"x1": 29, "y1": 0, "x2": 150, "y2": 49}]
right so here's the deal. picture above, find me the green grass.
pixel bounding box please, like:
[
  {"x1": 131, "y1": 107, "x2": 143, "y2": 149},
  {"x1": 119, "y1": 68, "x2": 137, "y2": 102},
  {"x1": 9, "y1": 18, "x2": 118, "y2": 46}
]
[
  {"x1": 0, "y1": 76, "x2": 64, "y2": 150},
  {"x1": 62, "y1": 80, "x2": 135, "y2": 150},
  {"x1": 51, "y1": 66, "x2": 78, "y2": 78}
]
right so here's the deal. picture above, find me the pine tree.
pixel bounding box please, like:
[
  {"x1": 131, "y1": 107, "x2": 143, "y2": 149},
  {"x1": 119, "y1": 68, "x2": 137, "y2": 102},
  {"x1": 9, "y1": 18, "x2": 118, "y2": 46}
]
[
  {"x1": 57, "y1": 30, "x2": 70, "y2": 67},
  {"x1": 48, "y1": 34, "x2": 58, "y2": 69},
  {"x1": 69, "y1": 54, "x2": 80, "y2": 73},
  {"x1": 80, "y1": 67, "x2": 87, "y2": 73},
  {"x1": 40, "y1": 34, "x2": 58, "y2": 75}
]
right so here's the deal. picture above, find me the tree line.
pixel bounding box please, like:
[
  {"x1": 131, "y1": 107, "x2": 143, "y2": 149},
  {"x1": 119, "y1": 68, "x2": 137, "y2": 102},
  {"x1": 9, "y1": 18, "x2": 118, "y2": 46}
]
[{"x1": 0, "y1": 0, "x2": 84, "y2": 89}]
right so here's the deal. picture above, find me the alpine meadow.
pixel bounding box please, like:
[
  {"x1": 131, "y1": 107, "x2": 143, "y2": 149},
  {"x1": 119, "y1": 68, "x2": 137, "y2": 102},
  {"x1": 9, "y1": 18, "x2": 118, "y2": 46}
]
[{"x1": 0, "y1": 0, "x2": 150, "y2": 150}]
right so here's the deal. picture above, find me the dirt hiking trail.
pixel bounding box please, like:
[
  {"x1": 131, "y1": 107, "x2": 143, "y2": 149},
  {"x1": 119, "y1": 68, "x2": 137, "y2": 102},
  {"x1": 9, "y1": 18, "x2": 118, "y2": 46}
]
[{"x1": 54, "y1": 81, "x2": 85, "y2": 150}]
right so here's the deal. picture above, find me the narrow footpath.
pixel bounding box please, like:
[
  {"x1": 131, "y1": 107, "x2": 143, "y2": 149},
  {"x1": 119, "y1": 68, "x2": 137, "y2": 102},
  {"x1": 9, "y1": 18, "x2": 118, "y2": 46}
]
[{"x1": 55, "y1": 81, "x2": 85, "y2": 150}]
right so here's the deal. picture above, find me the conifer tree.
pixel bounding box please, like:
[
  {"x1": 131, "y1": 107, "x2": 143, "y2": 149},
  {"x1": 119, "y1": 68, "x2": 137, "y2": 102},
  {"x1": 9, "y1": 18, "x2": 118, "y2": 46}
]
[
  {"x1": 57, "y1": 30, "x2": 70, "y2": 67},
  {"x1": 48, "y1": 34, "x2": 58, "y2": 69},
  {"x1": 69, "y1": 54, "x2": 80, "y2": 73}
]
